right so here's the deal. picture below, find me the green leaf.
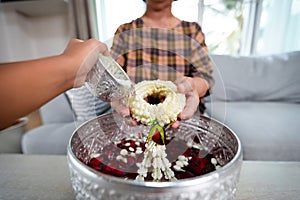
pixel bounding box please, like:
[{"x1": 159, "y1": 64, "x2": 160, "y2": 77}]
[{"x1": 147, "y1": 124, "x2": 165, "y2": 145}]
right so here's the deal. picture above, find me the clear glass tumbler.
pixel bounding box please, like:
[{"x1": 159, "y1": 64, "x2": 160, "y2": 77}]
[{"x1": 85, "y1": 54, "x2": 133, "y2": 102}]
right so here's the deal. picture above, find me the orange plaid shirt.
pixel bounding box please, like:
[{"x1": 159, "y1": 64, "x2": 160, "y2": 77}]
[{"x1": 110, "y1": 18, "x2": 214, "y2": 88}]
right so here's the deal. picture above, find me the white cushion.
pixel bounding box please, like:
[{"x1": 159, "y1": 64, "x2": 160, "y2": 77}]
[
  {"x1": 22, "y1": 122, "x2": 77, "y2": 154},
  {"x1": 40, "y1": 94, "x2": 73, "y2": 124},
  {"x1": 206, "y1": 101, "x2": 300, "y2": 161},
  {"x1": 210, "y1": 51, "x2": 300, "y2": 103},
  {"x1": 65, "y1": 86, "x2": 112, "y2": 122}
]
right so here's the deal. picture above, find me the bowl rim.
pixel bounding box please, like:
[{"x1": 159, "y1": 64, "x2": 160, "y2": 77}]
[{"x1": 67, "y1": 113, "x2": 243, "y2": 189}]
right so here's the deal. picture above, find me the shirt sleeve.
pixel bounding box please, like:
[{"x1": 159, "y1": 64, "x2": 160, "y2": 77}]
[
  {"x1": 190, "y1": 22, "x2": 215, "y2": 89},
  {"x1": 110, "y1": 25, "x2": 126, "y2": 68}
]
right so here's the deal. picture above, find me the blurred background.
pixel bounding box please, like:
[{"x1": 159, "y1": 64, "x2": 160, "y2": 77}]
[
  {"x1": 1, "y1": 0, "x2": 299, "y2": 62},
  {"x1": 0, "y1": 0, "x2": 299, "y2": 155}
]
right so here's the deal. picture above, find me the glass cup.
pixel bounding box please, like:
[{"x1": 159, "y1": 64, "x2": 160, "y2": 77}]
[{"x1": 85, "y1": 54, "x2": 133, "y2": 102}]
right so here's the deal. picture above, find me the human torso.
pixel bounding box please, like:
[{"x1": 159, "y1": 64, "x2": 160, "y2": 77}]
[{"x1": 111, "y1": 18, "x2": 212, "y2": 85}]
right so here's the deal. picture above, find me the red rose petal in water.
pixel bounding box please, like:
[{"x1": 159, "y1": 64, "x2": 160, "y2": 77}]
[{"x1": 87, "y1": 137, "x2": 218, "y2": 181}]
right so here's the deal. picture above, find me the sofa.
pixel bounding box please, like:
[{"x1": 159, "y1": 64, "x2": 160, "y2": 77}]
[
  {"x1": 22, "y1": 51, "x2": 300, "y2": 161},
  {"x1": 21, "y1": 87, "x2": 112, "y2": 154}
]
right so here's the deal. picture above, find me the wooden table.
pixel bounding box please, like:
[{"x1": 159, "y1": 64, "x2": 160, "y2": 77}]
[{"x1": 0, "y1": 154, "x2": 299, "y2": 200}]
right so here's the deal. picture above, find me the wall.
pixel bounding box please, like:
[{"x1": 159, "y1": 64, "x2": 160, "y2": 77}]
[
  {"x1": 0, "y1": 0, "x2": 72, "y2": 131},
  {"x1": 0, "y1": 0, "x2": 71, "y2": 63}
]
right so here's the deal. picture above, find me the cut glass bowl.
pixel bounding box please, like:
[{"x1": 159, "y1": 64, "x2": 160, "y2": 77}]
[{"x1": 67, "y1": 113, "x2": 243, "y2": 200}]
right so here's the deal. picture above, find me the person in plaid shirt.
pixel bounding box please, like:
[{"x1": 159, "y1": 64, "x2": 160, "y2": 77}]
[{"x1": 111, "y1": 0, "x2": 214, "y2": 128}]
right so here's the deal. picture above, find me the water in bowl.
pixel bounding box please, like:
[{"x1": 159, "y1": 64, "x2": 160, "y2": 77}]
[{"x1": 87, "y1": 133, "x2": 221, "y2": 181}]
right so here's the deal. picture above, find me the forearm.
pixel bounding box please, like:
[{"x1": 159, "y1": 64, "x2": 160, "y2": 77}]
[{"x1": 0, "y1": 55, "x2": 74, "y2": 129}]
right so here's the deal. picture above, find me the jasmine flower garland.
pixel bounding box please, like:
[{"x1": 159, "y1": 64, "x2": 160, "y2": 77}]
[{"x1": 135, "y1": 122, "x2": 177, "y2": 182}]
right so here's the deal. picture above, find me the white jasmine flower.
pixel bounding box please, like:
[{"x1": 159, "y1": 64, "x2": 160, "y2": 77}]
[
  {"x1": 137, "y1": 167, "x2": 148, "y2": 177},
  {"x1": 135, "y1": 140, "x2": 176, "y2": 182},
  {"x1": 136, "y1": 175, "x2": 145, "y2": 182},
  {"x1": 120, "y1": 149, "x2": 128, "y2": 156}
]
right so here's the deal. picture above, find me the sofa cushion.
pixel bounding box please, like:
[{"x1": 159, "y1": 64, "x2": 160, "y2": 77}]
[
  {"x1": 40, "y1": 94, "x2": 73, "y2": 124},
  {"x1": 210, "y1": 51, "x2": 300, "y2": 103},
  {"x1": 22, "y1": 122, "x2": 82, "y2": 154},
  {"x1": 65, "y1": 86, "x2": 112, "y2": 122},
  {"x1": 206, "y1": 101, "x2": 300, "y2": 161}
]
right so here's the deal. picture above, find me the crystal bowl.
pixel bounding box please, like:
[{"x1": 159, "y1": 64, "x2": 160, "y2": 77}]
[{"x1": 67, "y1": 113, "x2": 242, "y2": 200}]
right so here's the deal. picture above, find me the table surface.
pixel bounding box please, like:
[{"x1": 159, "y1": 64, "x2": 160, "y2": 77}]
[{"x1": 0, "y1": 154, "x2": 299, "y2": 200}]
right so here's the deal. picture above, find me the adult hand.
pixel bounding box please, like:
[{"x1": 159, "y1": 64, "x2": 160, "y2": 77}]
[
  {"x1": 111, "y1": 99, "x2": 138, "y2": 126},
  {"x1": 0, "y1": 38, "x2": 109, "y2": 130},
  {"x1": 171, "y1": 76, "x2": 209, "y2": 128},
  {"x1": 62, "y1": 38, "x2": 109, "y2": 88},
  {"x1": 112, "y1": 76, "x2": 209, "y2": 128}
]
